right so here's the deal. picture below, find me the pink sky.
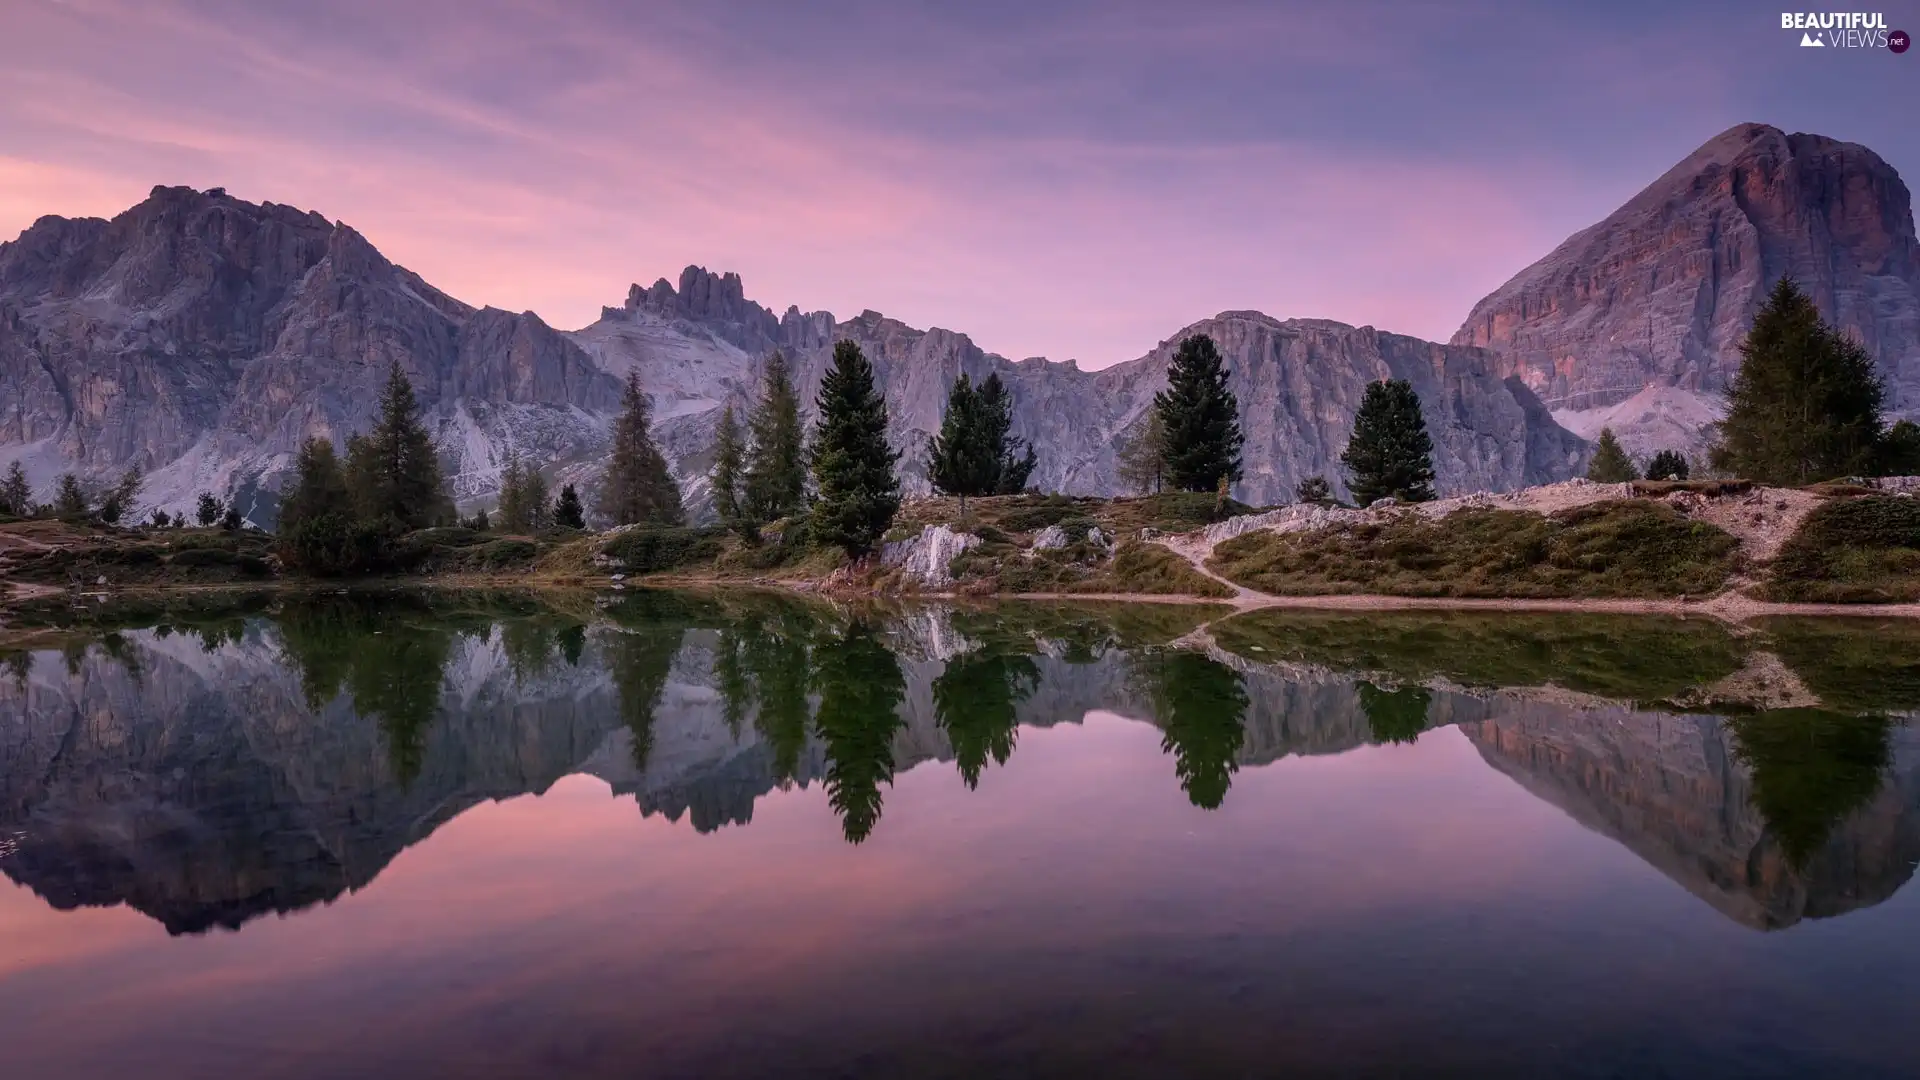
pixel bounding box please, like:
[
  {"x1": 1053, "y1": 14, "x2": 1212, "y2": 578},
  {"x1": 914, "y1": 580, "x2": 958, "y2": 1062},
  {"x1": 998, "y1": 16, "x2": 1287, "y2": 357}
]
[{"x1": 1, "y1": 0, "x2": 1913, "y2": 367}]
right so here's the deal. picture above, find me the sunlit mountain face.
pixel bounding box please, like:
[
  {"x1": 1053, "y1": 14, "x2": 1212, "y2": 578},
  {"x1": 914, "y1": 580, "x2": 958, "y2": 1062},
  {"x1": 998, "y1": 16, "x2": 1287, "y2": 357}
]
[{"x1": 2, "y1": 592, "x2": 1917, "y2": 1077}]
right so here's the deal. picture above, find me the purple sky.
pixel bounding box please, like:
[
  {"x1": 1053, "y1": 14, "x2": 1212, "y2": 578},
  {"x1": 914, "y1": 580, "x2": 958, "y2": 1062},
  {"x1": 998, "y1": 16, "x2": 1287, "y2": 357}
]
[{"x1": 1, "y1": 0, "x2": 1913, "y2": 367}]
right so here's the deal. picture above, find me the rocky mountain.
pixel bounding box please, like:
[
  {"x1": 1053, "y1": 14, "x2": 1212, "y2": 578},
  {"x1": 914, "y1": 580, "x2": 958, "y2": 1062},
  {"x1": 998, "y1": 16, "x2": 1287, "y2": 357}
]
[
  {"x1": 0, "y1": 185, "x2": 622, "y2": 521},
  {"x1": 1453, "y1": 123, "x2": 1920, "y2": 458},
  {"x1": 582, "y1": 270, "x2": 1585, "y2": 505},
  {"x1": 0, "y1": 186, "x2": 1584, "y2": 519}
]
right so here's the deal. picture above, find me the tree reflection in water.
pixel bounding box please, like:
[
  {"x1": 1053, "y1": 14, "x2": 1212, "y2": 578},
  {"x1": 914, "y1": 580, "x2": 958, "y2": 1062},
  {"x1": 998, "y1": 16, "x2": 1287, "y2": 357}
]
[
  {"x1": 811, "y1": 620, "x2": 905, "y2": 843},
  {"x1": 1727, "y1": 708, "x2": 1895, "y2": 868},
  {"x1": 275, "y1": 596, "x2": 457, "y2": 786},
  {"x1": 933, "y1": 650, "x2": 1038, "y2": 789},
  {"x1": 1357, "y1": 681, "x2": 1431, "y2": 745},
  {"x1": 1133, "y1": 650, "x2": 1249, "y2": 810}
]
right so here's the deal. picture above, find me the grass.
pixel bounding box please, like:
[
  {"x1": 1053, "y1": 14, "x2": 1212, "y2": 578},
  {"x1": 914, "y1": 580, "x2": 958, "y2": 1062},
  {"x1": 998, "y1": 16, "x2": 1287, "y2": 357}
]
[
  {"x1": 1210, "y1": 608, "x2": 1749, "y2": 701},
  {"x1": 3, "y1": 521, "x2": 279, "y2": 587},
  {"x1": 1762, "y1": 495, "x2": 1920, "y2": 603},
  {"x1": 949, "y1": 537, "x2": 1232, "y2": 598},
  {"x1": 1208, "y1": 500, "x2": 1741, "y2": 599},
  {"x1": 895, "y1": 491, "x2": 1255, "y2": 542}
]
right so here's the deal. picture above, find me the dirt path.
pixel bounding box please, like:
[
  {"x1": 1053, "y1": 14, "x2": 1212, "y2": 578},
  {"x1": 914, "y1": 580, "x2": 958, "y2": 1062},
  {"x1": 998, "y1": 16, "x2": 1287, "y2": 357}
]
[{"x1": 1154, "y1": 533, "x2": 1270, "y2": 606}]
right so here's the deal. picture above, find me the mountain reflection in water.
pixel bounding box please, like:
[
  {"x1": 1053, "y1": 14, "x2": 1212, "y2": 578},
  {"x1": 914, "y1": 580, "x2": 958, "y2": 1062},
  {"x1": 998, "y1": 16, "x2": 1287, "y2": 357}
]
[{"x1": 2, "y1": 592, "x2": 1914, "y2": 939}]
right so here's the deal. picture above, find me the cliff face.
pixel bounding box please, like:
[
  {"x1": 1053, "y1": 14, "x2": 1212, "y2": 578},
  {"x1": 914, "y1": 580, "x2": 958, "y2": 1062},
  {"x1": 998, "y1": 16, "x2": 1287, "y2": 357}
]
[
  {"x1": 578, "y1": 272, "x2": 1585, "y2": 505},
  {"x1": 1452, "y1": 123, "x2": 1920, "y2": 456},
  {"x1": 0, "y1": 186, "x2": 622, "y2": 520}
]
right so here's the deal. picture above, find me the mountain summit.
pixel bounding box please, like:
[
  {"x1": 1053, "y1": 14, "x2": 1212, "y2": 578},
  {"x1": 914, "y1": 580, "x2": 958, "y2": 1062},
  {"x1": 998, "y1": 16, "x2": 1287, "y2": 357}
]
[{"x1": 1453, "y1": 123, "x2": 1920, "y2": 455}]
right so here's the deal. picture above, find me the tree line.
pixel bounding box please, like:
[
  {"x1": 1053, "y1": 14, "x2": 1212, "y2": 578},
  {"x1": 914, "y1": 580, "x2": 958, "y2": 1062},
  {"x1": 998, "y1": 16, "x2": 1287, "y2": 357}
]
[{"x1": 16, "y1": 276, "x2": 1910, "y2": 564}]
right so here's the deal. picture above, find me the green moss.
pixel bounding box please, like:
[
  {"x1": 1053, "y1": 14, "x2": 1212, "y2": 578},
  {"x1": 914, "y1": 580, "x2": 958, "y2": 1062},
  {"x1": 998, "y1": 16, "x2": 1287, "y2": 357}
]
[{"x1": 1209, "y1": 501, "x2": 1739, "y2": 599}]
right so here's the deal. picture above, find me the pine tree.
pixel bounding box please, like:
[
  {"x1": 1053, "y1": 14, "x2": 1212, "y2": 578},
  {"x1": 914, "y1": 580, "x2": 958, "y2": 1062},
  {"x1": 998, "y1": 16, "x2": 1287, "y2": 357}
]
[
  {"x1": 496, "y1": 452, "x2": 548, "y2": 532},
  {"x1": 553, "y1": 484, "x2": 585, "y2": 530},
  {"x1": 195, "y1": 492, "x2": 223, "y2": 527},
  {"x1": 1116, "y1": 410, "x2": 1168, "y2": 495},
  {"x1": 1341, "y1": 379, "x2": 1436, "y2": 505},
  {"x1": 1586, "y1": 427, "x2": 1640, "y2": 483},
  {"x1": 53, "y1": 473, "x2": 89, "y2": 519},
  {"x1": 1879, "y1": 420, "x2": 1920, "y2": 477},
  {"x1": 96, "y1": 466, "x2": 142, "y2": 525},
  {"x1": 221, "y1": 504, "x2": 244, "y2": 531},
  {"x1": 977, "y1": 373, "x2": 1036, "y2": 494},
  {"x1": 927, "y1": 373, "x2": 994, "y2": 508},
  {"x1": 743, "y1": 351, "x2": 807, "y2": 525},
  {"x1": 1153, "y1": 334, "x2": 1244, "y2": 493},
  {"x1": 598, "y1": 373, "x2": 685, "y2": 526},
  {"x1": 351, "y1": 362, "x2": 449, "y2": 530},
  {"x1": 1711, "y1": 277, "x2": 1885, "y2": 485},
  {"x1": 810, "y1": 340, "x2": 901, "y2": 556},
  {"x1": 280, "y1": 438, "x2": 352, "y2": 530},
  {"x1": 0, "y1": 462, "x2": 29, "y2": 517},
  {"x1": 710, "y1": 403, "x2": 749, "y2": 538},
  {"x1": 1646, "y1": 449, "x2": 1691, "y2": 482},
  {"x1": 1296, "y1": 475, "x2": 1332, "y2": 504}
]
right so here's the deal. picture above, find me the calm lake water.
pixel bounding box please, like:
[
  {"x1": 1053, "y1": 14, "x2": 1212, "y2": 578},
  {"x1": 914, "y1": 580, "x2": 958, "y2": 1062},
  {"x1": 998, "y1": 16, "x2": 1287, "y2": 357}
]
[{"x1": 1, "y1": 591, "x2": 1917, "y2": 1078}]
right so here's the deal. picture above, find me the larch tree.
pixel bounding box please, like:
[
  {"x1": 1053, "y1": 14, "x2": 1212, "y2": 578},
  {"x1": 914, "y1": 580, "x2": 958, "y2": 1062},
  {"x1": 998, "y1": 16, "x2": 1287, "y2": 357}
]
[
  {"x1": 1586, "y1": 427, "x2": 1640, "y2": 483},
  {"x1": 597, "y1": 372, "x2": 684, "y2": 527},
  {"x1": 743, "y1": 350, "x2": 808, "y2": 525},
  {"x1": 1116, "y1": 410, "x2": 1168, "y2": 495},
  {"x1": 709, "y1": 402, "x2": 750, "y2": 539}
]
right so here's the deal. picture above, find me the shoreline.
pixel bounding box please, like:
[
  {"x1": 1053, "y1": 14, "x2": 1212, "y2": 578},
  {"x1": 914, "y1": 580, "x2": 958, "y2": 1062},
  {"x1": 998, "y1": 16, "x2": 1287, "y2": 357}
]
[{"x1": 9, "y1": 572, "x2": 1920, "y2": 634}]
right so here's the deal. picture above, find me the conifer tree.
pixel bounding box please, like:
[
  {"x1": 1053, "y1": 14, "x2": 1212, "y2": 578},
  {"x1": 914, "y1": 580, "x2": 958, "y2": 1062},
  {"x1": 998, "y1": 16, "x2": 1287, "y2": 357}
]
[
  {"x1": 496, "y1": 452, "x2": 549, "y2": 532},
  {"x1": 1154, "y1": 334, "x2": 1244, "y2": 493},
  {"x1": 280, "y1": 438, "x2": 352, "y2": 529},
  {"x1": 53, "y1": 473, "x2": 89, "y2": 519},
  {"x1": 598, "y1": 372, "x2": 684, "y2": 526},
  {"x1": 1646, "y1": 449, "x2": 1691, "y2": 482},
  {"x1": 352, "y1": 362, "x2": 449, "y2": 530},
  {"x1": 1116, "y1": 411, "x2": 1168, "y2": 495},
  {"x1": 553, "y1": 484, "x2": 585, "y2": 530},
  {"x1": 1296, "y1": 475, "x2": 1332, "y2": 504},
  {"x1": 927, "y1": 373, "x2": 993, "y2": 509},
  {"x1": 1341, "y1": 379, "x2": 1436, "y2": 505},
  {"x1": 1586, "y1": 427, "x2": 1640, "y2": 483},
  {"x1": 1711, "y1": 277, "x2": 1885, "y2": 484},
  {"x1": 0, "y1": 462, "x2": 29, "y2": 517},
  {"x1": 977, "y1": 373, "x2": 1036, "y2": 494},
  {"x1": 97, "y1": 466, "x2": 142, "y2": 525},
  {"x1": 810, "y1": 340, "x2": 900, "y2": 556},
  {"x1": 709, "y1": 403, "x2": 750, "y2": 538},
  {"x1": 195, "y1": 492, "x2": 223, "y2": 527},
  {"x1": 743, "y1": 351, "x2": 807, "y2": 525}
]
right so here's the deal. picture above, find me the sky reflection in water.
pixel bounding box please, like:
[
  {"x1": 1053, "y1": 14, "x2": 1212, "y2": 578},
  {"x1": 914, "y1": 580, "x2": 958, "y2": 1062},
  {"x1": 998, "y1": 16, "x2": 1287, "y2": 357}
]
[{"x1": 0, "y1": 591, "x2": 1917, "y2": 1078}]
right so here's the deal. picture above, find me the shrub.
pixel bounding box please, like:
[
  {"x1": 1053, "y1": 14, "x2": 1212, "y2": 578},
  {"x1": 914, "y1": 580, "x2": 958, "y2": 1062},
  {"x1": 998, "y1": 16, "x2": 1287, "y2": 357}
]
[{"x1": 602, "y1": 526, "x2": 724, "y2": 573}]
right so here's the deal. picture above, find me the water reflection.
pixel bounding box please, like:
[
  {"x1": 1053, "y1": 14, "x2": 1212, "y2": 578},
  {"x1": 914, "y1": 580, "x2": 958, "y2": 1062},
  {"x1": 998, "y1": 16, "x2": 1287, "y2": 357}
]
[{"x1": 1, "y1": 593, "x2": 1916, "y2": 937}]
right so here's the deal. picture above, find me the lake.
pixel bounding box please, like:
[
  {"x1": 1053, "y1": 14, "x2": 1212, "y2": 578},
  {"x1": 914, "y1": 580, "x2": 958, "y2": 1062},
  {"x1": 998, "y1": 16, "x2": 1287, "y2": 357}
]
[{"x1": 1, "y1": 590, "x2": 1917, "y2": 1078}]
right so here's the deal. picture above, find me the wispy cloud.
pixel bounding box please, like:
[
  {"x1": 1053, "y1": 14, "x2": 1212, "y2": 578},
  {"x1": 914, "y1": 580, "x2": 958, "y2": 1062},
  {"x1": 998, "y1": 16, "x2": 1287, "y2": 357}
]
[{"x1": 1, "y1": 0, "x2": 1911, "y2": 364}]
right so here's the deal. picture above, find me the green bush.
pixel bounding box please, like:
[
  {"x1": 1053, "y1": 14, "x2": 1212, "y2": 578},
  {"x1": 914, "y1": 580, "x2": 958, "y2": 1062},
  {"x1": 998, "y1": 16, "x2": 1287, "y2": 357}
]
[
  {"x1": 602, "y1": 526, "x2": 724, "y2": 573},
  {"x1": 280, "y1": 513, "x2": 402, "y2": 577}
]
